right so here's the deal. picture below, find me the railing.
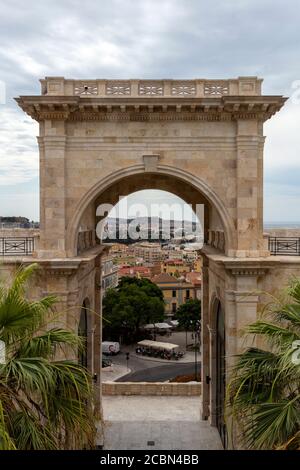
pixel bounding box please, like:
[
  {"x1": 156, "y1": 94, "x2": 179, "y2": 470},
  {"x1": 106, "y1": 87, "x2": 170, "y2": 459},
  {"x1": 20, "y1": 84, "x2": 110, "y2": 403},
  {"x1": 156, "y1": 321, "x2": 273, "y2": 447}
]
[
  {"x1": 0, "y1": 237, "x2": 34, "y2": 256},
  {"x1": 268, "y1": 237, "x2": 300, "y2": 256},
  {"x1": 77, "y1": 229, "x2": 96, "y2": 254},
  {"x1": 207, "y1": 230, "x2": 225, "y2": 253}
]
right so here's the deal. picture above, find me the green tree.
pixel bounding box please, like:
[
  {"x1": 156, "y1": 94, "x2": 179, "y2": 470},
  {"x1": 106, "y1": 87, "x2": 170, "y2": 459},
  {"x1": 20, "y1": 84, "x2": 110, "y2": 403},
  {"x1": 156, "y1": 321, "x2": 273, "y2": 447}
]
[
  {"x1": 228, "y1": 279, "x2": 300, "y2": 450},
  {"x1": 103, "y1": 277, "x2": 164, "y2": 341},
  {"x1": 0, "y1": 264, "x2": 96, "y2": 450},
  {"x1": 175, "y1": 299, "x2": 201, "y2": 349}
]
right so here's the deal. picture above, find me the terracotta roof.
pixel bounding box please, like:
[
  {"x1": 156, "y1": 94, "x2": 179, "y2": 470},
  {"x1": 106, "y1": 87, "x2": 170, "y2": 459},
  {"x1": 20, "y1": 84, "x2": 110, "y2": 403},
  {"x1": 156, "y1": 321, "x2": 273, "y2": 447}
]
[
  {"x1": 152, "y1": 273, "x2": 180, "y2": 284},
  {"x1": 164, "y1": 259, "x2": 184, "y2": 265},
  {"x1": 118, "y1": 266, "x2": 151, "y2": 277},
  {"x1": 185, "y1": 272, "x2": 202, "y2": 285}
]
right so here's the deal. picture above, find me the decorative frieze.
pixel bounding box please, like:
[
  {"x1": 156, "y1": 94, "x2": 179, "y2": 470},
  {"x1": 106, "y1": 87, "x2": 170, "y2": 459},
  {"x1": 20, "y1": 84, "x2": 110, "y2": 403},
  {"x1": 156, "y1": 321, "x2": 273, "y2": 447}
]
[
  {"x1": 16, "y1": 89, "x2": 287, "y2": 124},
  {"x1": 225, "y1": 264, "x2": 269, "y2": 277}
]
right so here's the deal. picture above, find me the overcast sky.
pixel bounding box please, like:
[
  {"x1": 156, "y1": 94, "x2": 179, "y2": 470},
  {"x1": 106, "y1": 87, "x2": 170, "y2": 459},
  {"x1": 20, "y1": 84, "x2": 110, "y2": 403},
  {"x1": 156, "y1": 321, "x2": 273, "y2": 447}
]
[{"x1": 0, "y1": 0, "x2": 300, "y2": 223}]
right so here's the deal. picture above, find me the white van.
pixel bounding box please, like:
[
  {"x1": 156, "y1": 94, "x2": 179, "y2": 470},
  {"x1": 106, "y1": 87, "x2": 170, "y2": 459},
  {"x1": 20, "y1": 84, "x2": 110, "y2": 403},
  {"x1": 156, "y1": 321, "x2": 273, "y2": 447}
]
[{"x1": 102, "y1": 341, "x2": 120, "y2": 355}]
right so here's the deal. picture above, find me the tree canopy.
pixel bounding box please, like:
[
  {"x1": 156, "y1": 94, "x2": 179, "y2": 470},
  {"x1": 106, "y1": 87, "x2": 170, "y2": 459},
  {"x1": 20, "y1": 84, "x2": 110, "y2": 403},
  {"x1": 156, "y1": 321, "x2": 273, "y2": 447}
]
[
  {"x1": 103, "y1": 276, "x2": 165, "y2": 341},
  {"x1": 175, "y1": 298, "x2": 201, "y2": 331}
]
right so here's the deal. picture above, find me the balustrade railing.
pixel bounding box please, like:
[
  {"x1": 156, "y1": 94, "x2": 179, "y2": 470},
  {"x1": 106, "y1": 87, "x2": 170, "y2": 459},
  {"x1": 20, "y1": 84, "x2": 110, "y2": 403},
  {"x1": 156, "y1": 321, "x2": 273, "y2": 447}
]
[
  {"x1": 268, "y1": 237, "x2": 300, "y2": 256},
  {"x1": 41, "y1": 77, "x2": 262, "y2": 98},
  {"x1": 0, "y1": 237, "x2": 34, "y2": 256}
]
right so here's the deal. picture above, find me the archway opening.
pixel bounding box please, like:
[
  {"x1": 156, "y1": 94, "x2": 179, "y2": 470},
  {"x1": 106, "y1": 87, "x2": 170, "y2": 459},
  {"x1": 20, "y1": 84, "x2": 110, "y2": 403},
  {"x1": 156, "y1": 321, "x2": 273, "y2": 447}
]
[
  {"x1": 100, "y1": 189, "x2": 203, "y2": 384},
  {"x1": 70, "y1": 166, "x2": 234, "y2": 258},
  {"x1": 72, "y1": 168, "x2": 230, "y2": 444}
]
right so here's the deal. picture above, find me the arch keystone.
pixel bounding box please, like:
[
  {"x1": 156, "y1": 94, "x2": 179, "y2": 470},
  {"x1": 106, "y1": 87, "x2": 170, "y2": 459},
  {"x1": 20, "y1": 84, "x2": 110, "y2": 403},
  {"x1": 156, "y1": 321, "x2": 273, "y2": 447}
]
[{"x1": 143, "y1": 154, "x2": 160, "y2": 172}]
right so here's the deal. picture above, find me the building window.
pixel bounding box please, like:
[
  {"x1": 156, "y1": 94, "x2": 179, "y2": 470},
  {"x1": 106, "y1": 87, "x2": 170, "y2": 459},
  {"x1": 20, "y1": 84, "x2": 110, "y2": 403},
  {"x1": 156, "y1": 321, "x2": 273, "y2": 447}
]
[
  {"x1": 172, "y1": 290, "x2": 176, "y2": 298},
  {"x1": 186, "y1": 289, "x2": 190, "y2": 299},
  {"x1": 172, "y1": 303, "x2": 177, "y2": 313}
]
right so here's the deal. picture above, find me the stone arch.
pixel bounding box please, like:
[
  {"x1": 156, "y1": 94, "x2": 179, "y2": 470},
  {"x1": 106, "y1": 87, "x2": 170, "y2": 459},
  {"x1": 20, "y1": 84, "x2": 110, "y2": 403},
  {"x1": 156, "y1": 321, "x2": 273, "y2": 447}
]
[{"x1": 66, "y1": 164, "x2": 236, "y2": 257}]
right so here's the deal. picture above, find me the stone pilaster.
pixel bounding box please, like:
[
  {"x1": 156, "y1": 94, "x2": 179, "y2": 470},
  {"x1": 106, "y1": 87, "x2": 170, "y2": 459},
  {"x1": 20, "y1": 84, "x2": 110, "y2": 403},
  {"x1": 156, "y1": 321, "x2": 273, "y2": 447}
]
[
  {"x1": 200, "y1": 255, "x2": 210, "y2": 420},
  {"x1": 93, "y1": 254, "x2": 102, "y2": 417},
  {"x1": 38, "y1": 120, "x2": 67, "y2": 258},
  {"x1": 236, "y1": 120, "x2": 266, "y2": 257}
]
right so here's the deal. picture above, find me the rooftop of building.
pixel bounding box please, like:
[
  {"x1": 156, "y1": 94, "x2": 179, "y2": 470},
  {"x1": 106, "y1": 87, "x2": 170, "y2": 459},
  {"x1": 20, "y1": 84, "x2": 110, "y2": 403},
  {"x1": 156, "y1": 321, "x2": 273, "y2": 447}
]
[{"x1": 152, "y1": 273, "x2": 181, "y2": 284}]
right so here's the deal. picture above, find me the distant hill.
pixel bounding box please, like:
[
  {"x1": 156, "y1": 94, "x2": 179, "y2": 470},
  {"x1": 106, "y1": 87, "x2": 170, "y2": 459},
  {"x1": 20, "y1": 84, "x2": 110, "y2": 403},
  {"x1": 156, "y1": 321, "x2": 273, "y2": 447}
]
[{"x1": 0, "y1": 216, "x2": 30, "y2": 223}]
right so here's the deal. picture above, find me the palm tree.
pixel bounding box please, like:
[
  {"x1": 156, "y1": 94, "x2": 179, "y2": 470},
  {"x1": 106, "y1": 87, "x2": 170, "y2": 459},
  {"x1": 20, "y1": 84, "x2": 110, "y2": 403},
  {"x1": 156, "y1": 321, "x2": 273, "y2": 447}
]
[
  {"x1": 228, "y1": 279, "x2": 300, "y2": 450},
  {"x1": 0, "y1": 263, "x2": 96, "y2": 450}
]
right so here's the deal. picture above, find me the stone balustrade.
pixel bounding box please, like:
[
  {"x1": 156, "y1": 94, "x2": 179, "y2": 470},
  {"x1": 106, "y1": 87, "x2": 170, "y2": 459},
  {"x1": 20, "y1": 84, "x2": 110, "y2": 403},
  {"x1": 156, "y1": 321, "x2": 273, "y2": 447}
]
[
  {"x1": 77, "y1": 229, "x2": 96, "y2": 254},
  {"x1": 207, "y1": 229, "x2": 225, "y2": 252},
  {"x1": 102, "y1": 381, "x2": 201, "y2": 396},
  {"x1": 40, "y1": 77, "x2": 262, "y2": 98}
]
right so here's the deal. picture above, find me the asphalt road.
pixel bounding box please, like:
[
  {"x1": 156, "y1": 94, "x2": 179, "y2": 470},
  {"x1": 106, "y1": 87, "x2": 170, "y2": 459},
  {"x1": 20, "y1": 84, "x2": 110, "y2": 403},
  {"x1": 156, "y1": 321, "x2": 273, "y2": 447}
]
[{"x1": 116, "y1": 361, "x2": 201, "y2": 382}]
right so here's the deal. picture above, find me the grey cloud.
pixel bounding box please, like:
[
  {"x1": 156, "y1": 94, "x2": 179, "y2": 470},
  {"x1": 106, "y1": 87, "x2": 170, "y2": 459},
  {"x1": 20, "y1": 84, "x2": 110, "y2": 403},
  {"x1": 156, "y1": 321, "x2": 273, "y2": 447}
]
[{"x1": 0, "y1": 0, "x2": 299, "y2": 221}]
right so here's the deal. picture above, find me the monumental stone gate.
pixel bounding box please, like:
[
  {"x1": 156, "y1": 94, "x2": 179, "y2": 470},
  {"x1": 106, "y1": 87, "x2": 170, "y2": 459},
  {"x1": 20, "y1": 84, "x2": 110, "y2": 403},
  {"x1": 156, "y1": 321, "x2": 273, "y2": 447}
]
[{"x1": 2, "y1": 76, "x2": 299, "y2": 447}]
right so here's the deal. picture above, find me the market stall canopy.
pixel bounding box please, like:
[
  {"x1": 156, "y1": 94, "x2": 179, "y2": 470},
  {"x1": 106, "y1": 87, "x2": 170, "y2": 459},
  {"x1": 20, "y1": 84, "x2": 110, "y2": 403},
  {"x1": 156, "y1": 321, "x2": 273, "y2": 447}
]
[
  {"x1": 137, "y1": 340, "x2": 179, "y2": 351},
  {"x1": 169, "y1": 320, "x2": 179, "y2": 327},
  {"x1": 143, "y1": 323, "x2": 172, "y2": 330}
]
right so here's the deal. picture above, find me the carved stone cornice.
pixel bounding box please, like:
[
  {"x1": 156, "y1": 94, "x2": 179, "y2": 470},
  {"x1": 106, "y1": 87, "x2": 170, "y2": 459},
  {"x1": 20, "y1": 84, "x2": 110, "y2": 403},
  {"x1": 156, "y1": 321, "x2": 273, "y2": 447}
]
[{"x1": 15, "y1": 95, "x2": 287, "y2": 123}]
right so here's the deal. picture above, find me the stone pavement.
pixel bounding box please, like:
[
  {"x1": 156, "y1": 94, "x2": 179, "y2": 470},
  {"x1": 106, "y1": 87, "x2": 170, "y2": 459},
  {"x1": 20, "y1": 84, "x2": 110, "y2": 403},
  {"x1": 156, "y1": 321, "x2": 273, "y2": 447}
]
[
  {"x1": 102, "y1": 364, "x2": 131, "y2": 382},
  {"x1": 102, "y1": 396, "x2": 223, "y2": 450}
]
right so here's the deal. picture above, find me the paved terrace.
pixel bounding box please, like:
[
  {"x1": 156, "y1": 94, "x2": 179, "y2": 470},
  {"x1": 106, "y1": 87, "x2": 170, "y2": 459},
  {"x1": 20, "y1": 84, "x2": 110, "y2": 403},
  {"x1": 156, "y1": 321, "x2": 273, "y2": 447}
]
[{"x1": 102, "y1": 396, "x2": 223, "y2": 450}]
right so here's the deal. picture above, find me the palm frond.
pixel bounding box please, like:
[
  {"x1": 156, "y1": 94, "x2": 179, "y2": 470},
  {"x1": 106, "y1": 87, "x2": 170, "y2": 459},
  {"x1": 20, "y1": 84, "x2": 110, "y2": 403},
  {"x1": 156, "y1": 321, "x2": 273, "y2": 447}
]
[
  {"x1": 17, "y1": 328, "x2": 83, "y2": 359},
  {"x1": 243, "y1": 398, "x2": 300, "y2": 449}
]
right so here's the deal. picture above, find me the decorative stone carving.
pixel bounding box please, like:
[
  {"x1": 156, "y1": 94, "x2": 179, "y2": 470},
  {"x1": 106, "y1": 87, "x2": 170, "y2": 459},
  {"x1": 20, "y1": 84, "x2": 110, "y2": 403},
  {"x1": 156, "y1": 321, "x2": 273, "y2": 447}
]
[
  {"x1": 204, "y1": 82, "x2": 229, "y2": 96},
  {"x1": 139, "y1": 82, "x2": 163, "y2": 96},
  {"x1": 74, "y1": 83, "x2": 98, "y2": 95},
  {"x1": 171, "y1": 82, "x2": 196, "y2": 96},
  {"x1": 226, "y1": 266, "x2": 269, "y2": 277},
  {"x1": 106, "y1": 82, "x2": 131, "y2": 95}
]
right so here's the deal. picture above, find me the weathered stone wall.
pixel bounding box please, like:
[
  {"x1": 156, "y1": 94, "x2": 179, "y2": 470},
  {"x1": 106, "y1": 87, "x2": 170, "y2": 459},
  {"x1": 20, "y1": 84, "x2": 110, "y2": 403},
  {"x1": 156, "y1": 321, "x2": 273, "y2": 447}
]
[
  {"x1": 102, "y1": 381, "x2": 201, "y2": 396},
  {"x1": 0, "y1": 228, "x2": 39, "y2": 237},
  {"x1": 64, "y1": 120, "x2": 239, "y2": 256}
]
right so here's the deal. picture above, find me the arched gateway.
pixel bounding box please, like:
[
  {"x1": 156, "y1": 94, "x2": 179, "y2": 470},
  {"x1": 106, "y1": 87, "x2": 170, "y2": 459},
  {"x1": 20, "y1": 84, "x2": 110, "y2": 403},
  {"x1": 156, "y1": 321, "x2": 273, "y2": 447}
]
[{"x1": 15, "y1": 77, "x2": 290, "y2": 446}]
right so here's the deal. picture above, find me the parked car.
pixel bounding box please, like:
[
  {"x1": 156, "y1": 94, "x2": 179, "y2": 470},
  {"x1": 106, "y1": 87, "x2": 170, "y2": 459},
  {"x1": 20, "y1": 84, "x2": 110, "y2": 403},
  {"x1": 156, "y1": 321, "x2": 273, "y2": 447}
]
[
  {"x1": 102, "y1": 355, "x2": 112, "y2": 368},
  {"x1": 102, "y1": 341, "x2": 120, "y2": 355}
]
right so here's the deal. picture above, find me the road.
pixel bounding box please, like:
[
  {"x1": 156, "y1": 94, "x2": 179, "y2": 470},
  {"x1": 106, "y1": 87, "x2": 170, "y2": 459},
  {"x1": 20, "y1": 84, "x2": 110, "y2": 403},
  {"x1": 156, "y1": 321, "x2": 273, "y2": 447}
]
[{"x1": 116, "y1": 361, "x2": 201, "y2": 382}]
